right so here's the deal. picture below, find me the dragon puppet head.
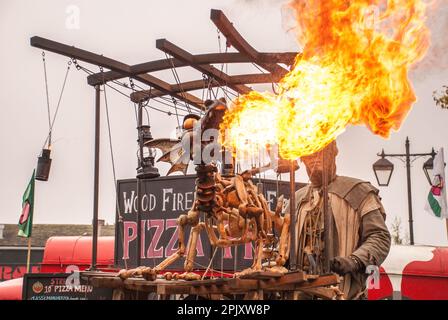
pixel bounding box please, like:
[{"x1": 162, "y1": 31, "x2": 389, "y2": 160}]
[{"x1": 145, "y1": 98, "x2": 228, "y2": 175}]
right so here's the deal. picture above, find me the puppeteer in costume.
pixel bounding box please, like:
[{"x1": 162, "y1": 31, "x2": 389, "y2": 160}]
[{"x1": 286, "y1": 141, "x2": 391, "y2": 299}]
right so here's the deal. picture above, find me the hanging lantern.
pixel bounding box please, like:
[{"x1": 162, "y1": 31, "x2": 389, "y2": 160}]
[
  {"x1": 136, "y1": 125, "x2": 160, "y2": 179},
  {"x1": 36, "y1": 148, "x2": 52, "y2": 181},
  {"x1": 372, "y1": 151, "x2": 394, "y2": 187}
]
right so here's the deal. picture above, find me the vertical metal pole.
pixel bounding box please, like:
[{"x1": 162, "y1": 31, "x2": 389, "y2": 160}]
[
  {"x1": 405, "y1": 137, "x2": 415, "y2": 245},
  {"x1": 289, "y1": 160, "x2": 297, "y2": 270},
  {"x1": 91, "y1": 85, "x2": 101, "y2": 270},
  {"x1": 322, "y1": 146, "x2": 333, "y2": 273},
  {"x1": 136, "y1": 103, "x2": 143, "y2": 267}
]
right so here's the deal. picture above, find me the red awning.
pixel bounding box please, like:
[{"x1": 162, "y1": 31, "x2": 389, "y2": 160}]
[{"x1": 41, "y1": 236, "x2": 115, "y2": 272}]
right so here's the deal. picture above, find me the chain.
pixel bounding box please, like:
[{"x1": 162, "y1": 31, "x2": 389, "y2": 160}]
[
  {"x1": 71, "y1": 58, "x2": 82, "y2": 71},
  {"x1": 42, "y1": 51, "x2": 52, "y2": 146}
]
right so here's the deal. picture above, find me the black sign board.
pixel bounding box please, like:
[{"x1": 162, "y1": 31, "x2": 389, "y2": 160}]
[
  {"x1": 115, "y1": 175, "x2": 304, "y2": 272},
  {"x1": 22, "y1": 273, "x2": 113, "y2": 300}
]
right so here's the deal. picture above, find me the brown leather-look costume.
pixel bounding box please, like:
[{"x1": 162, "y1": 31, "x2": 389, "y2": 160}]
[{"x1": 287, "y1": 141, "x2": 391, "y2": 299}]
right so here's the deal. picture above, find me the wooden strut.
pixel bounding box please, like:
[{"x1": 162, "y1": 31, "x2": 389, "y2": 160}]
[
  {"x1": 130, "y1": 73, "x2": 283, "y2": 103},
  {"x1": 156, "y1": 39, "x2": 253, "y2": 95},
  {"x1": 210, "y1": 9, "x2": 291, "y2": 78},
  {"x1": 30, "y1": 36, "x2": 205, "y2": 110},
  {"x1": 88, "y1": 52, "x2": 296, "y2": 86},
  {"x1": 31, "y1": 9, "x2": 300, "y2": 111}
]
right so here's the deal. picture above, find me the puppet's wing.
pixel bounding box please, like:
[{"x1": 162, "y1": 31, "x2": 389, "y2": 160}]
[
  {"x1": 166, "y1": 149, "x2": 190, "y2": 175},
  {"x1": 147, "y1": 138, "x2": 189, "y2": 175},
  {"x1": 145, "y1": 138, "x2": 179, "y2": 158}
]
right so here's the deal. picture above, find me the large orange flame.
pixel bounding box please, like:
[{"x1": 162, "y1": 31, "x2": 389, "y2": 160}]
[{"x1": 220, "y1": 0, "x2": 430, "y2": 160}]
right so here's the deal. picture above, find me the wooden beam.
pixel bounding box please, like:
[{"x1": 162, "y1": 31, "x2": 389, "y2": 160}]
[
  {"x1": 30, "y1": 36, "x2": 131, "y2": 73},
  {"x1": 130, "y1": 73, "x2": 280, "y2": 102},
  {"x1": 156, "y1": 39, "x2": 253, "y2": 95},
  {"x1": 30, "y1": 36, "x2": 204, "y2": 110},
  {"x1": 133, "y1": 73, "x2": 204, "y2": 109},
  {"x1": 210, "y1": 9, "x2": 291, "y2": 77},
  {"x1": 87, "y1": 52, "x2": 297, "y2": 86}
]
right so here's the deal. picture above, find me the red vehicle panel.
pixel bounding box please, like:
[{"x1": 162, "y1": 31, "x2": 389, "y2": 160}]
[{"x1": 368, "y1": 245, "x2": 448, "y2": 300}]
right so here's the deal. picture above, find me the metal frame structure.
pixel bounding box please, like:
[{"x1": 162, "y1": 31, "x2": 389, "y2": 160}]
[{"x1": 30, "y1": 9, "x2": 300, "y2": 270}]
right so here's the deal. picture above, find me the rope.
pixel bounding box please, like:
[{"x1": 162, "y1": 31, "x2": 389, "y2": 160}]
[
  {"x1": 40, "y1": 58, "x2": 72, "y2": 150},
  {"x1": 71, "y1": 59, "x2": 203, "y2": 117},
  {"x1": 132, "y1": 81, "x2": 197, "y2": 116},
  {"x1": 72, "y1": 60, "x2": 191, "y2": 118},
  {"x1": 185, "y1": 253, "x2": 234, "y2": 278},
  {"x1": 252, "y1": 62, "x2": 277, "y2": 95},
  {"x1": 201, "y1": 246, "x2": 219, "y2": 280},
  {"x1": 215, "y1": 30, "x2": 241, "y2": 102},
  {"x1": 217, "y1": 31, "x2": 230, "y2": 101},
  {"x1": 164, "y1": 53, "x2": 192, "y2": 113}
]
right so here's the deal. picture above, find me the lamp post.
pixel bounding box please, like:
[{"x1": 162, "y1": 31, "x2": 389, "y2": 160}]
[{"x1": 373, "y1": 137, "x2": 436, "y2": 245}]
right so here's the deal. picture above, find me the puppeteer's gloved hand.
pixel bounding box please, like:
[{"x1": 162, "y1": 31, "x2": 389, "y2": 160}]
[{"x1": 330, "y1": 255, "x2": 363, "y2": 275}]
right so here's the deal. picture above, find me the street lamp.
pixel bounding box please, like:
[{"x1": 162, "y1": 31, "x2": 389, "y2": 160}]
[
  {"x1": 373, "y1": 137, "x2": 436, "y2": 245},
  {"x1": 372, "y1": 150, "x2": 394, "y2": 187}
]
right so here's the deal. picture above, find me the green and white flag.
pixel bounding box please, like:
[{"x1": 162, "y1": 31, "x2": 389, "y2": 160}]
[
  {"x1": 425, "y1": 148, "x2": 448, "y2": 219},
  {"x1": 18, "y1": 170, "x2": 35, "y2": 238}
]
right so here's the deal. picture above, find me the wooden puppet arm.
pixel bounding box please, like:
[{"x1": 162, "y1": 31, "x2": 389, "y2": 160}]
[{"x1": 276, "y1": 213, "x2": 290, "y2": 267}]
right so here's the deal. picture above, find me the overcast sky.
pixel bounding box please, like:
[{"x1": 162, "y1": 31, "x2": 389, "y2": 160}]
[{"x1": 1, "y1": 0, "x2": 447, "y2": 246}]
